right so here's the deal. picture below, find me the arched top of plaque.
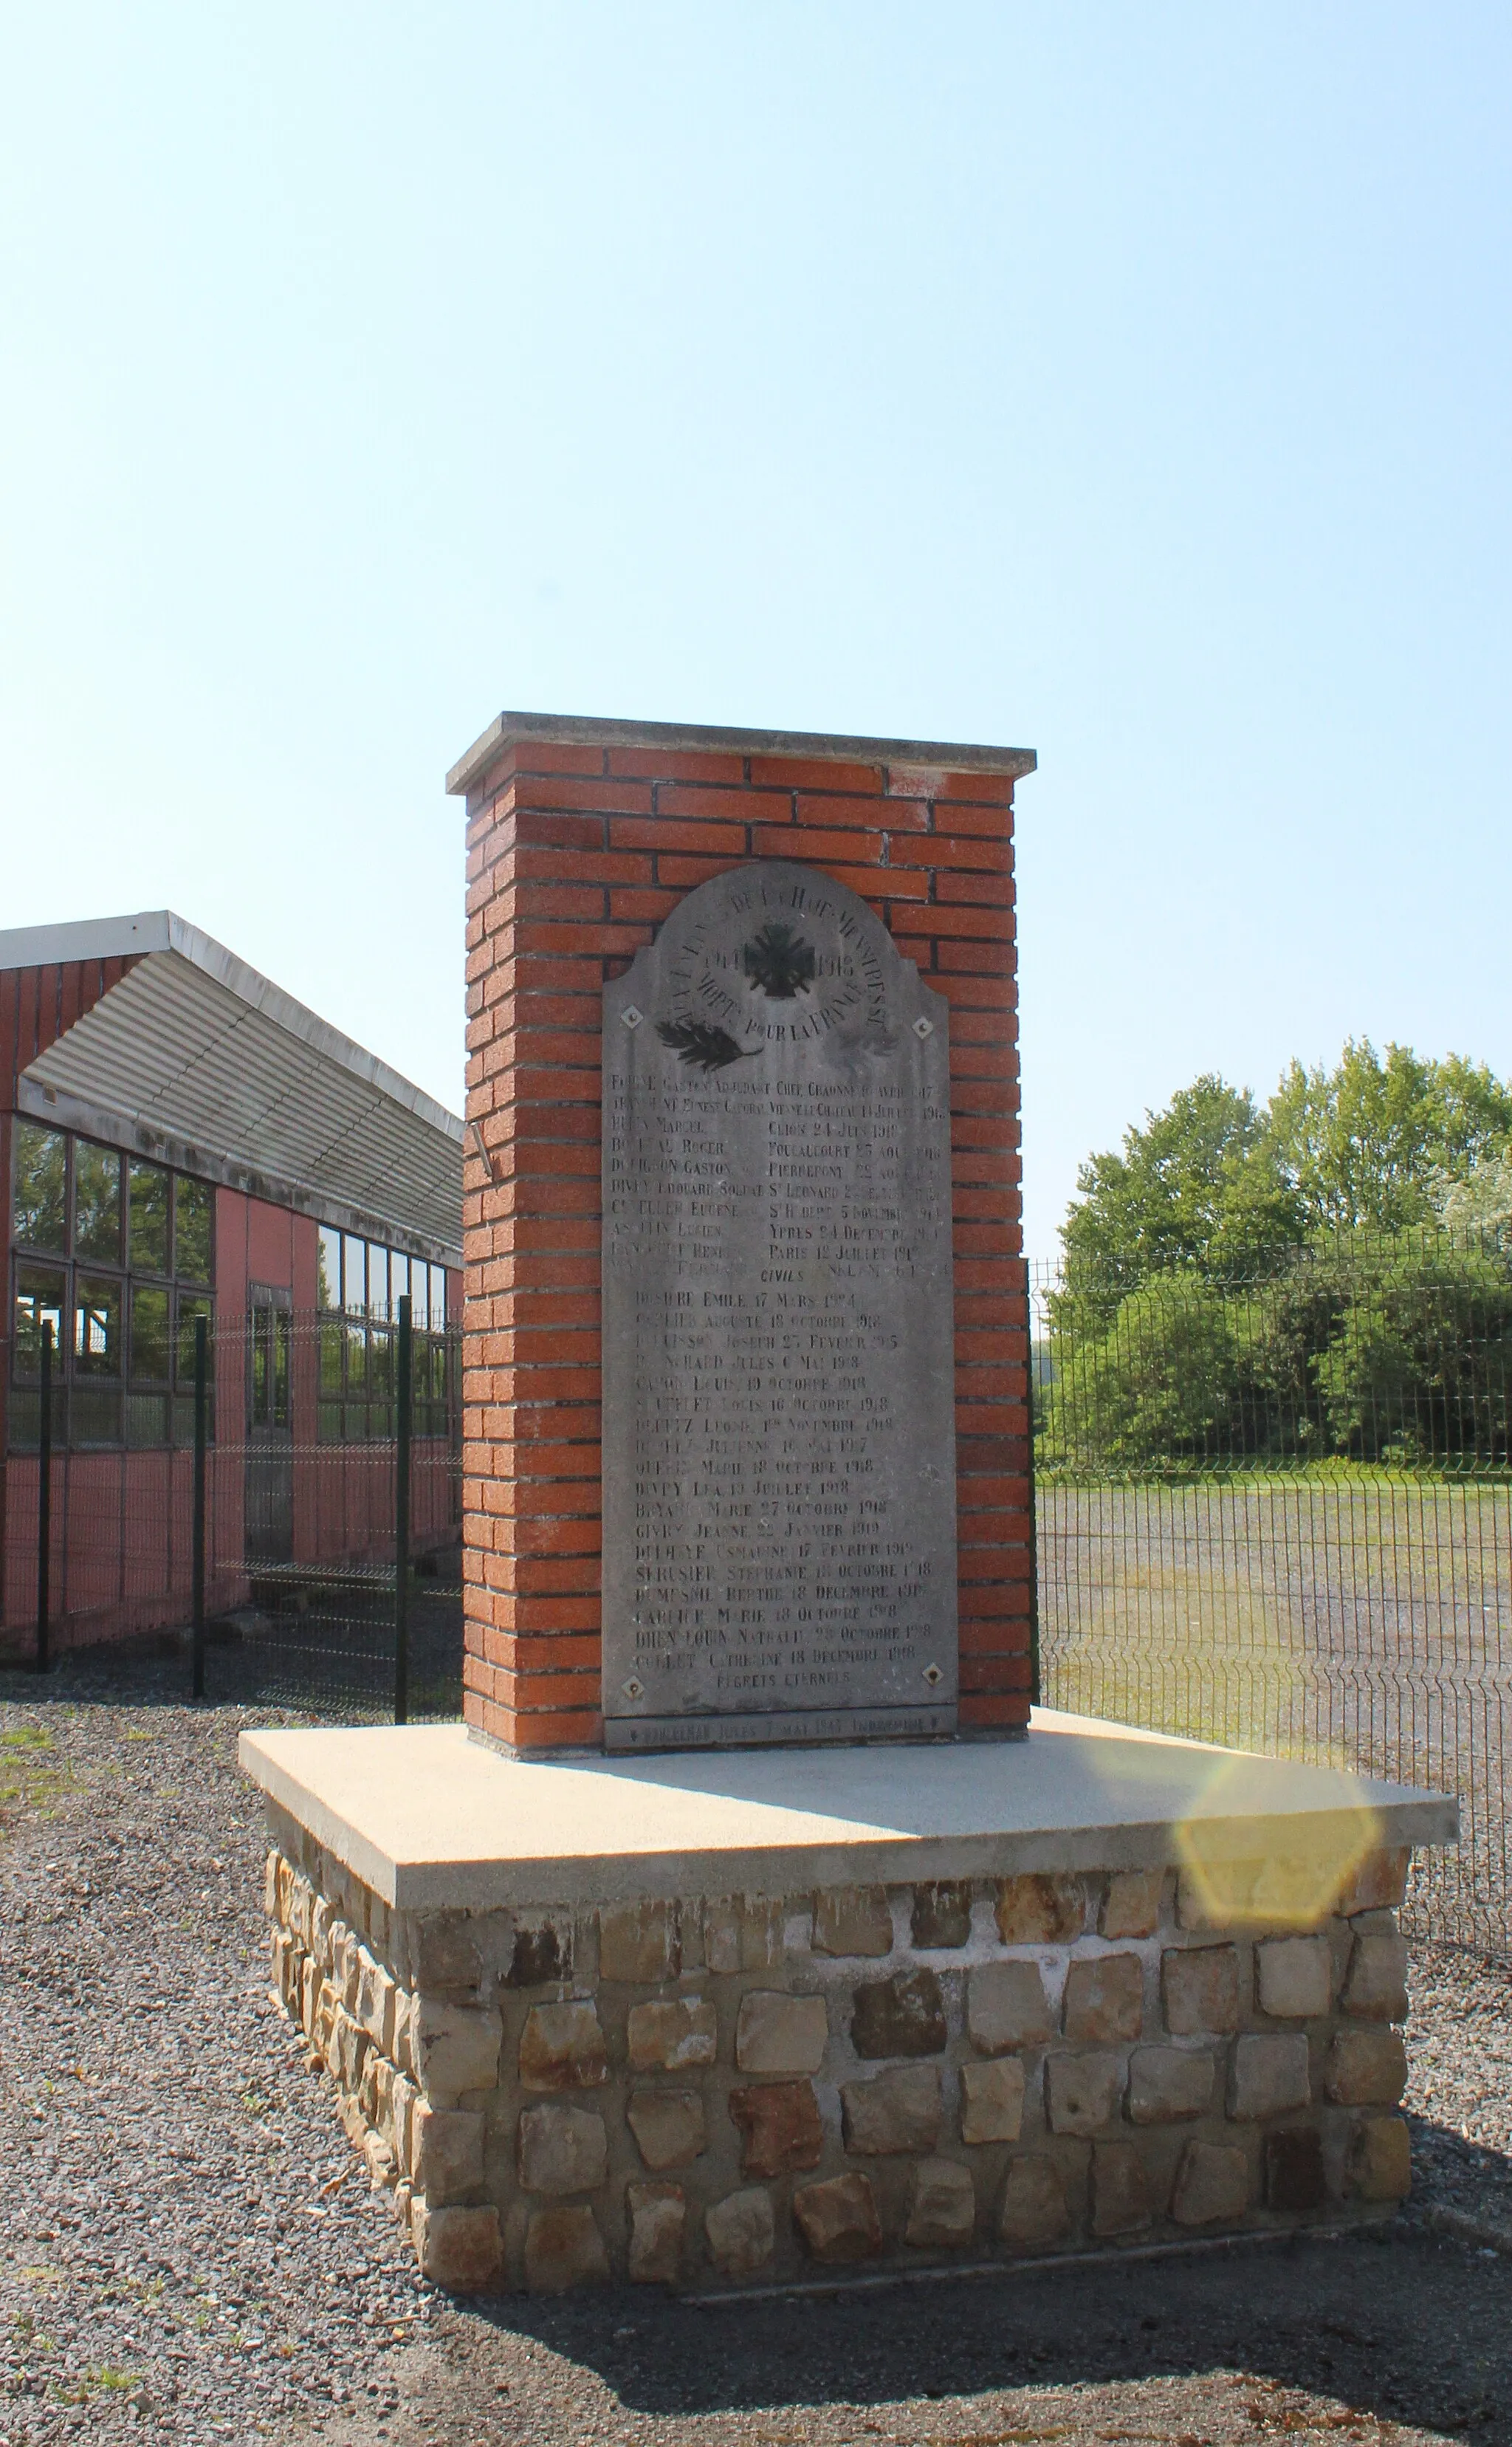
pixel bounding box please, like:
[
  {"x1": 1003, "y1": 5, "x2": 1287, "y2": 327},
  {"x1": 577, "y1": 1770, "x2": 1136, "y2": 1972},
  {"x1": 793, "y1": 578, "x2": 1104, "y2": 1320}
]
[{"x1": 607, "y1": 862, "x2": 945, "y2": 1070}]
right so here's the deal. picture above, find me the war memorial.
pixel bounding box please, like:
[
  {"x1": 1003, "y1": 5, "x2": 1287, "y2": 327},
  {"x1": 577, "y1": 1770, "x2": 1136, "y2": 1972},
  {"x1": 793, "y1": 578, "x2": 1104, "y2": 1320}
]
[{"x1": 241, "y1": 711, "x2": 1454, "y2": 2295}]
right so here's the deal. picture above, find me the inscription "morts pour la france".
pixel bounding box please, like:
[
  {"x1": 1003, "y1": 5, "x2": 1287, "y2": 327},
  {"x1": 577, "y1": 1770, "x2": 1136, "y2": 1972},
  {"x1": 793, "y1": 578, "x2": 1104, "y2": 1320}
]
[{"x1": 601, "y1": 862, "x2": 959, "y2": 1751}]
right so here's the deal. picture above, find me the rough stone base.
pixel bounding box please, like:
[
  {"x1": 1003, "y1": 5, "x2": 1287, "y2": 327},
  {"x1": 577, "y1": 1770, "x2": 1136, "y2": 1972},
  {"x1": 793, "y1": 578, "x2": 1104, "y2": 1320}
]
[{"x1": 261, "y1": 1839, "x2": 1415, "y2": 2295}]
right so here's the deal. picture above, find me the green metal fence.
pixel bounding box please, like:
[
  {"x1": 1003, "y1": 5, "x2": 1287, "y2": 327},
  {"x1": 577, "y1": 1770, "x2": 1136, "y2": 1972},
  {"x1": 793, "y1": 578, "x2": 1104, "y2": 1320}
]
[{"x1": 1033, "y1": 1232, "x2": 1511, "y2": 1956}]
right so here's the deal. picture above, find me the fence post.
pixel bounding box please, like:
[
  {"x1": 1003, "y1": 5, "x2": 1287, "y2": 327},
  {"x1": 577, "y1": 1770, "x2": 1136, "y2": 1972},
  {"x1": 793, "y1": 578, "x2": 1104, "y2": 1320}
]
[
  {"x1": 35, "y1": 1320, "x2": 52, "y2": 1675},
  {"x1": 1024, "y1": 1275, "x2": 1041, "y2": 1711},
  {"x1": 395, "y1": 1293, "x2": 412, "y2": 1726},
  {"x1": 191, "y1": 1314, "x2": 208, "y2": 1701}
]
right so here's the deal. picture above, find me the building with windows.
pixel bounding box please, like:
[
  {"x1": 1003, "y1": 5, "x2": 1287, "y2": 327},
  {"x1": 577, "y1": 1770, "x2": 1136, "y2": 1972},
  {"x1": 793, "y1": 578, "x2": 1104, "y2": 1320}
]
[{"x1": 2, "y1": 912, "x2": 463, "y2": 1655}]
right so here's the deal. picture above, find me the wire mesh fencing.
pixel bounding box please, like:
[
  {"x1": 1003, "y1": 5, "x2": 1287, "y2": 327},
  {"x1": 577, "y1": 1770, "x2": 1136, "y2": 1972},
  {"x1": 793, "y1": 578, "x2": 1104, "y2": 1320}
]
[
  {"x1": 2, "y1": 1307, "x2": 463, "y2": 1720},
  {"x1": 1032, "y1": 1230, "x2": 1512, "y2": 1957}
]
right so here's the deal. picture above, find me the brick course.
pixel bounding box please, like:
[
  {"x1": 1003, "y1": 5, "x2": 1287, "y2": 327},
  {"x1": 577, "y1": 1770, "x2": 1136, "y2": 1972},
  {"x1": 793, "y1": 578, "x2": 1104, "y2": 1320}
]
[{"x1": 455, "y1": 720, "x2": 1034, "y2": 1753}]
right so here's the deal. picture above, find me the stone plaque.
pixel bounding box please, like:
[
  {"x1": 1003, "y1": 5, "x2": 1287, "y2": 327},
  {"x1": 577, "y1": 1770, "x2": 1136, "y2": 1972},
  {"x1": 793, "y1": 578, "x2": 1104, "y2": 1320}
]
[{"x1": 602, "y1": 862, "x2": 958, "y2": 1751}]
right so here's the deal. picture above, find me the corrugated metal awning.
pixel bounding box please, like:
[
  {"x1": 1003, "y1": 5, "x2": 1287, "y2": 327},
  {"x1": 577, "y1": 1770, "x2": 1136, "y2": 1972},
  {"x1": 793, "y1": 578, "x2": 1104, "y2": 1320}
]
[{"x1": 3, "y1": 913, "x2": 462, "y2": 1263}]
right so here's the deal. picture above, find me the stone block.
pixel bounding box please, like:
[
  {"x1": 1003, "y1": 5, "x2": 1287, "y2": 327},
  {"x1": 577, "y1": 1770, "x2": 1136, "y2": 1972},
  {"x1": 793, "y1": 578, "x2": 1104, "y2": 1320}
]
[
  {"x1": 357, "y1": 1954, "x2": 397, "y2": 2055},
  {"x1": 1228, "y1": 2033, "x2": 1311, "y2": 2121},
  {"x1": 1091, "y1": 2141, "x2": 1152, "y2": 2237},
  {"x1": 1062, "y1": 1953, "x2": 1144, "y2": 2045},
  {"x1": 1256, "y1": 1935, "x2": 1332, "y2": 2020},
  {"x1": 1265, "y1": 2125, "x2": 1327, "y2": 2212},
  {"x1": 1162, "y1": 1944, "x2": 1240, "y2": 2036},
  {"x1": 628, "y1": 1997, "x2": 718, "y2": 2073},
  {"x1": 850, "y1": 1968, "x2": 947, "y2": 2059},
  {"x1": 412, "y1": 2202, "x2": 503, "y2": 2290},
  {"x1": 905, "y1": 2157, "x2": 976, "y2": 2248},
  {"x1": 518, "y1": 2000, "x2": 608, "y2": 2092},
  {"x1": 728, "y1": 2080, "x2": 823, "y2": 2177},
  {"x1": 960, "y1": 2058, "x2": 1025, "y2": 2145},
  {"x1": 705, "y1": 2185, "x2": 775, "y2": 2279},
  {"x1": 1341, "y1": 1926, "x2": 1409, "y2": 2022},
  {"x1": 413, "y1": 1913, "x2": 482, "y2": 1996},
  {"x1": 1171, "y1": 2141, "x2": 1250, "y2": 2227},
  {"x1": 1336, "y1": 1847, "x2": 1411, "y2": 1917},
  {"x1": 1325, "y1": 2028, "x2": 1408, "y2": 2108},
  {"x1": 1044, "y1": 2051, "x2": 1123, "y2": 2135},
  {"x1": 842, "y1": 2063, "x2": 943, "y2": 2155},
  {"x1": 524, "y1": 2206, "x2": 610, "y2": 2293},
  {"x1": 627, "y1": 2087, "x2": 707, "y2": 2172},
  {"x1": 393, "y1": 1990, "x2": 417, "y2": 2080},
  {"x1": 812, "y1": 1885, "x2": 893, "y2": 1957},
  {"x1": 739, "y1": 1897, "x2": 786, "y2": 1970},
  {"x1": 1350, "y1": 2115, "x2": 1412, "y2": 2201},
  {"x1": 702, "y1": 1899, "x2": 743, "y2": 1974},
  {"x1": 518, "y1": 2104, "x2": 609, "y2": 2197},
  {"x1": 506, "y1": 1912, "x2": 573, "y2": 1988},
  {"x1": 413, "y1": 1998, "x2": 500, "y2": 2104},
  {"x1": 599, "y1": 1898, "x2": 679, "y2": 1983},
  {"x1": 288, "y1": 1873, "x2": 314, "y2": 1950},
  {"x1": 735, "y1": 1990, "x2": 828, "y2": 2075},
  {"x1": 628, "y1": 2182, "x2": 684, "y2": 2284},
  {"x1": 967, "y1": 1960, "x2": 1052, "y2": 2054},
  {"x1": 910, "y1": 1882, "x2": 974, "y2": 1949},
  {"x1": 266, "y1": 1850, "x2": 283, "y2": 1920},
  {"x1": 410, "y1": 2104, "x2": 485, "y2": 2207},
  {"x1": 363, "y1": 2129, "x2": 397, "y2": 2190},
  {"x1": 1101, "y1": 1869, "x2": 1164, "y2": 1940},
  {"x1": 388, "y1": 2072, "x2": 418, "y2": 2176},
  {"x1": 335, "y1": 2008, "x2": 370, "y2": 2096},
  {"x1": 1127, "y1": 2045, "x2": 1216, "y2": 2125},
  {"x1": 997, "y1": 2155, "x2": 1071, "y2": 2251},
  {"x1": 996, "y1": 1873, "x2": 1085, "y2": 1945},
  {"x1": 793, "y1": 2172, "x2": 884, "y2": 2265}
]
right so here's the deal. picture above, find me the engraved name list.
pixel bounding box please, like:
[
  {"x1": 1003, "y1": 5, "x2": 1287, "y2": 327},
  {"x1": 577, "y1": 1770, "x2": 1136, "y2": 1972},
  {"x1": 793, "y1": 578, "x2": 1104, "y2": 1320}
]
[{"x1": 601, "y1": 862, "x2": 958, "y2": 1751}]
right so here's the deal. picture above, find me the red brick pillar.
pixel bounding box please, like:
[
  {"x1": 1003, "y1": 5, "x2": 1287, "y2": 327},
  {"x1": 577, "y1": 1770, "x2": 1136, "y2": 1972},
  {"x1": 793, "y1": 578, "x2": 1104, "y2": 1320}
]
[{"x1": 451, "y1": 715, "x2": 1037, "y2": 1755}]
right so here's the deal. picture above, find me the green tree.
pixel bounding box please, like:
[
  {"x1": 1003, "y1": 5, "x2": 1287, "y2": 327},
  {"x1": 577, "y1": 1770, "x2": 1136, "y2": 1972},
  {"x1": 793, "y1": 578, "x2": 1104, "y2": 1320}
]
[
  {"x1": 1309, "y1": 1232, "x2": 1512, "y2": 1464},
  {"x1": 1057, "y1": 1076, "x2": 1301, "y2": 1322},
  {"x1": 1261, "y1": 1040, "x2": 1512, "y2": 1235},
  {"x1": 1043, "y1": 1273, "x2": 1245, "y2": 1473}
]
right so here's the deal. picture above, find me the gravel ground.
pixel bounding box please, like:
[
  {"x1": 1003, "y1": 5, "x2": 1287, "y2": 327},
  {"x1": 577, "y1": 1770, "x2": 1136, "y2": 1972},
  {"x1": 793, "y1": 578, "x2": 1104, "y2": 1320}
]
[{"x1": 1, "y1": 1657, "x2": 1510, "y2": 2447}]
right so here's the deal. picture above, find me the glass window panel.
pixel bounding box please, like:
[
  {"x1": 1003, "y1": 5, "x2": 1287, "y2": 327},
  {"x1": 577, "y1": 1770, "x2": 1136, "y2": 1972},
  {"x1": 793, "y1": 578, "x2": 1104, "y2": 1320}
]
[
  {"x1": 346, "y1": 1319, "x2": 368, "y2": 1396},
  {"x1": 317, "y1": 1224, "x2": 342, "y2": 1311},
  {"x1": 410, "y1": 1265, "x2": 429, "y2": 1331},
  {"x1": 368, "y1": 1243, "x2": 389, "y2": 1322},
  {"x1": 74, "y1": 1275, "x2": 123, "y2": 1376},
  {"x1": 131, "y1": 1286, "x2": 171, "y2": 1381},
  {"x1": 343, "y1": 1234, "x2": 366, "y2": 1317},
  {"x1": 175, "y1": 1294, "x2": 214, "y2": 1387},
  {"x1": 317, "y1": 1398, "x2": 343, "y2": 1444},
  {"x1": 128, "y1": 1159, "x2": 171, "y2": 1274},
  {"x1": 273, "y1": 1311, "x2": 291, "y2": 1427},
  {"x1": 431, "y1": 1264, "x2": 449, "y2": 1327},
  {"x1": 125, "y1": 1390, "x2": 170, "y2": 1449},
  {"x1": 13, "y1": 1124, "x2": 67, "y2": 1252},
  {"x1": 175, "y1": 1177, "x2": 213, "y2": 1280},
  {"x1": 74, "y1": 1142, "x2": 122, "y2": 1263},
  {"x1": 319, "y1": 1319, "x2": 344, "y2": 1395},
  {"x1": 72, "y1": 1387, "x2": 121, "y2": 1445},
  {"x1": 391, "y1": 1252, "x2": 410, "y2": 1314},
  {"x1": 13, "y1": 1265, "x2": 66, "y2": 1376},
  {"x1": 250, "y1": 1308, "x2": 272, "y2": 1427},
  {"x1": 368, "y1": 1325, "x2": 393, "y2": 1400}
]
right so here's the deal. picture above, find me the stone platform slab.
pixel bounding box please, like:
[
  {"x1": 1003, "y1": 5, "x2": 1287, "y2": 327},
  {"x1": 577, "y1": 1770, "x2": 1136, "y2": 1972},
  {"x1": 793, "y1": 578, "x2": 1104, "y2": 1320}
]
[
  {"x1": 241, "y1": 1712, "x2": 1454, "y2": 2297},
  {"x1": 239, "y1": 1709, "x2": 1454, "y2": 1912}
]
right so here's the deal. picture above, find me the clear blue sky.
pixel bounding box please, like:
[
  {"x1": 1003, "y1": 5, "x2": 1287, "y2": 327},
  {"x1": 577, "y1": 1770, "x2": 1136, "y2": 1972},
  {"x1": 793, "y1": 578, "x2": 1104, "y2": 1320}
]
[{"x1": 4, "y1": 4, "x2": 1508, "y2": 1263}]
